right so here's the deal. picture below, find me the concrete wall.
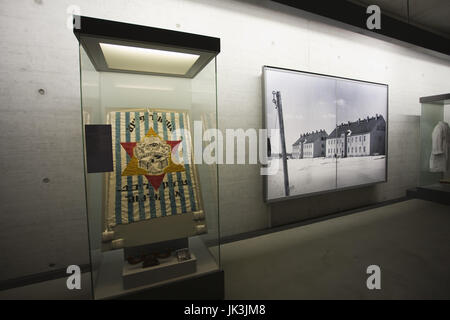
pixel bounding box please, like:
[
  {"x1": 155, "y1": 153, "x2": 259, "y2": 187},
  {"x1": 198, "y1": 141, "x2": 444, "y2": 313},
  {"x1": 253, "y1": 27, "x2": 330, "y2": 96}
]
[
  {"x1": 1, "y1": 0, "x2": 450, "y2": 292},
  {"x1": 0, "y1": 0, "x2": 91, "y2": 288}
]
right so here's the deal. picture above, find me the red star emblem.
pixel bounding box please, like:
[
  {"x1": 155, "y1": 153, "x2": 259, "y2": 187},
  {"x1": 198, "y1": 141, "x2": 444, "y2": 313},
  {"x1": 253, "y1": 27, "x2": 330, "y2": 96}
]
[{"x1": 120, "y1": 128, "x2": 185, "y2": 191}]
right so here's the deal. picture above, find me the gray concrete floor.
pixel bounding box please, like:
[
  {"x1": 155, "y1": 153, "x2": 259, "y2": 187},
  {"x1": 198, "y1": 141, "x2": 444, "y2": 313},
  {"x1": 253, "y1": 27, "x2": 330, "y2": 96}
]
[{"x1": 222, "y1": 199, "x2": 450, "y2": 299}]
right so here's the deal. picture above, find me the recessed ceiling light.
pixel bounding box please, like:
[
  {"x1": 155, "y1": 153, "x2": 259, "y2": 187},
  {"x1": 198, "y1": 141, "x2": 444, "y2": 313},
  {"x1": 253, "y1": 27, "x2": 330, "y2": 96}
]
[{"x1": 99, "y1": 43, "x2": 200, "y2": 75}]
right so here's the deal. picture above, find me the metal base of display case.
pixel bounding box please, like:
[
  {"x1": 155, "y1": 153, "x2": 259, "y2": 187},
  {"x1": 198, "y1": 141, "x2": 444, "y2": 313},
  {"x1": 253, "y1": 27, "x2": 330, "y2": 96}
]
[
  {"x1": 123, "y1": 254, "x2": 197, "y2": 290},
  {"x1": 407, "y1": 183, "x2": 450, "y2": 205},
  {"x1": 119, "y1": 269, "x2": 224, "y2": 300}
]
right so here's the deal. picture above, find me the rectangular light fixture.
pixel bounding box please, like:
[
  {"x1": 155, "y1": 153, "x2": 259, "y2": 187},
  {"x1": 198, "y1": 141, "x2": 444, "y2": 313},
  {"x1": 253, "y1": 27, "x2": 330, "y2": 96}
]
[
  {"x1": 74, "y1": 16, "x2": 220, "y2": 78},
  {"x1": 115, "y1": 84, "x2": 174, "y2": 91},
  {"x1": 99, "y1": 43, "x2": 200, "y2": 75}
]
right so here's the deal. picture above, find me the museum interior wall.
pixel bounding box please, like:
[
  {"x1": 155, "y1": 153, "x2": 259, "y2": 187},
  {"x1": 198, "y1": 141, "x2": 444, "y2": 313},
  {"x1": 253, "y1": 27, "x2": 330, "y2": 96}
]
[{"x1": 0, "y1": 0, "x2": 450, "y2": 293}]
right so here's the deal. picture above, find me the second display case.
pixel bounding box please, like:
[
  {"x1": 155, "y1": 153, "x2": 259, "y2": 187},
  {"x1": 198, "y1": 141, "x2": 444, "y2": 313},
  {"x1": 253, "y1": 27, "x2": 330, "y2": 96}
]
[{"x1": 415, "y1": 94, "x2": 450, "y2": 206}]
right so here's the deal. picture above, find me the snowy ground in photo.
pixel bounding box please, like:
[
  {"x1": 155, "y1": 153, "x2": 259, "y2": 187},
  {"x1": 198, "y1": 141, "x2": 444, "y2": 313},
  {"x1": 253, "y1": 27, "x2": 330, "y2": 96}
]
[
  {"x1": 266, "y1": 156, "x2": 386, "y2": 200},
  {"x1": 336, "y1": 156, "x2": 386, "y2": 189}
]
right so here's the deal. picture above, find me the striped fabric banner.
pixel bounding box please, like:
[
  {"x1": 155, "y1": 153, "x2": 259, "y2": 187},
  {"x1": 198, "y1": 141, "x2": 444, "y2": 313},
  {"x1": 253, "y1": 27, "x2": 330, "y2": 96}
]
[{"x1": 106, "y1": 110, "x2": 201, "y2": 227}]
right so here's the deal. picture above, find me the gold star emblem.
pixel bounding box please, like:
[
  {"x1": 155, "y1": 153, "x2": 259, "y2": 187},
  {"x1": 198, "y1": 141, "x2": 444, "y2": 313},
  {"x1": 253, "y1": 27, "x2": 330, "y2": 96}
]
[{"x1": 120, "y1": 128, "x2": 185, "y2": 190}]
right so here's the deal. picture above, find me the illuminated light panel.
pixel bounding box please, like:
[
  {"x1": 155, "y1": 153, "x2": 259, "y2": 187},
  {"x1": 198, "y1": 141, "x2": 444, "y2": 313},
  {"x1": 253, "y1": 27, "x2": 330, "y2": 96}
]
[
  {"x1": 115, "y1": 84, "x2": 174, "y2": 91},
  {"x1": 100, "y1": 43, "x2": 200, "y2": 75}
]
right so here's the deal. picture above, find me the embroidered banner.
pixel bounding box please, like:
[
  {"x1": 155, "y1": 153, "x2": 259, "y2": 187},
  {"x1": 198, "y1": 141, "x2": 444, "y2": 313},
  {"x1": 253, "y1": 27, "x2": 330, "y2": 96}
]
[{"x1": 106, "y1": 110, "x2": 201, "y2": 227}]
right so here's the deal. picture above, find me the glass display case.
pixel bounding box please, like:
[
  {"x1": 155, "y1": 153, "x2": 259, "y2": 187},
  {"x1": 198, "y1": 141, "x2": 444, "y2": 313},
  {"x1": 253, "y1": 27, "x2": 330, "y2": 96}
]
[
  {"x1": 74, "y1": 16, "x2": 222, "y2": 299},
  {"x1": 416, "y1": 94, "x2": 450, "y2": 206},
  {"x1": 419, "y1": 94, "x2": 450, "y2": 186}
]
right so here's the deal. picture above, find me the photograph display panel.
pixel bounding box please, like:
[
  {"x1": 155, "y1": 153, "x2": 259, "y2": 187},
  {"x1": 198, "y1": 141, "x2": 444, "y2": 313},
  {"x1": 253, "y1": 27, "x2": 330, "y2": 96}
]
[{"x1": 263, "y1": 67, "x2": 387, "y2": 202}]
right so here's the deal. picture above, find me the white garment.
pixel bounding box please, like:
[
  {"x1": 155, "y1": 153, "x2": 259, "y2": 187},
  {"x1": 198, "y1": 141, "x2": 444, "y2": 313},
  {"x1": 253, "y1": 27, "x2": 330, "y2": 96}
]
[{"x1": 430, "y1": 121, "x2": 450, "y2": 173}]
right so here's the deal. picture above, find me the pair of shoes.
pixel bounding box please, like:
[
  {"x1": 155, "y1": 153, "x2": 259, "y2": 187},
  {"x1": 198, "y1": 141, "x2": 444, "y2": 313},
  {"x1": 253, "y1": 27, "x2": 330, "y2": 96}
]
[
  {"x1": 127, "y1": 255, "x2": 145, "y2": 265},
  {"x1": 127, "y1": 254, "x2": 160, "y2": 268},
  {"x1": 126, "y1": 249, "x2": 173, "y2": 268},
  {"x1": 142, "y1": 255, "x2": 160, "y2": 268}
]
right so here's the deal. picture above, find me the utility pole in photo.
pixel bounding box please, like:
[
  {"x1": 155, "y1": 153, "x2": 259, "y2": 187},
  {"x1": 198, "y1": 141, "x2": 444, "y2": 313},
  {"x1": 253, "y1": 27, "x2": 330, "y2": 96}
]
[{"x1": 272, "y1": 91, "x2": 290, "y2": 197}]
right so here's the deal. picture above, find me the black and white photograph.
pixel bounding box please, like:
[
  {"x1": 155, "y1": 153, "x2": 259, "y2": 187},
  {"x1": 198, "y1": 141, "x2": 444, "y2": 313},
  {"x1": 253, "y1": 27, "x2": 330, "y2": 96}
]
[{"x1": 263, "y1": 66, "x2": 388, "y2": 202}]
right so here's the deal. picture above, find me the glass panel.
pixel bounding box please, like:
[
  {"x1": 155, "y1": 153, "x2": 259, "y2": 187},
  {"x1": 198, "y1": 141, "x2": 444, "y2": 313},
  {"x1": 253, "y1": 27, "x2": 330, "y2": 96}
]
[
  {"x1": 336, "y1": 80, "x2": 388, "y2": 189},
  {"x1": 191, "y1": 60, "x2": 220, "y2": 263},
  {"x1": 79, "y1": 44, "x2": 101, "y2": 289},
  {"x1": 80, "y1": 37, "x2": 219, "y2": 299}
]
